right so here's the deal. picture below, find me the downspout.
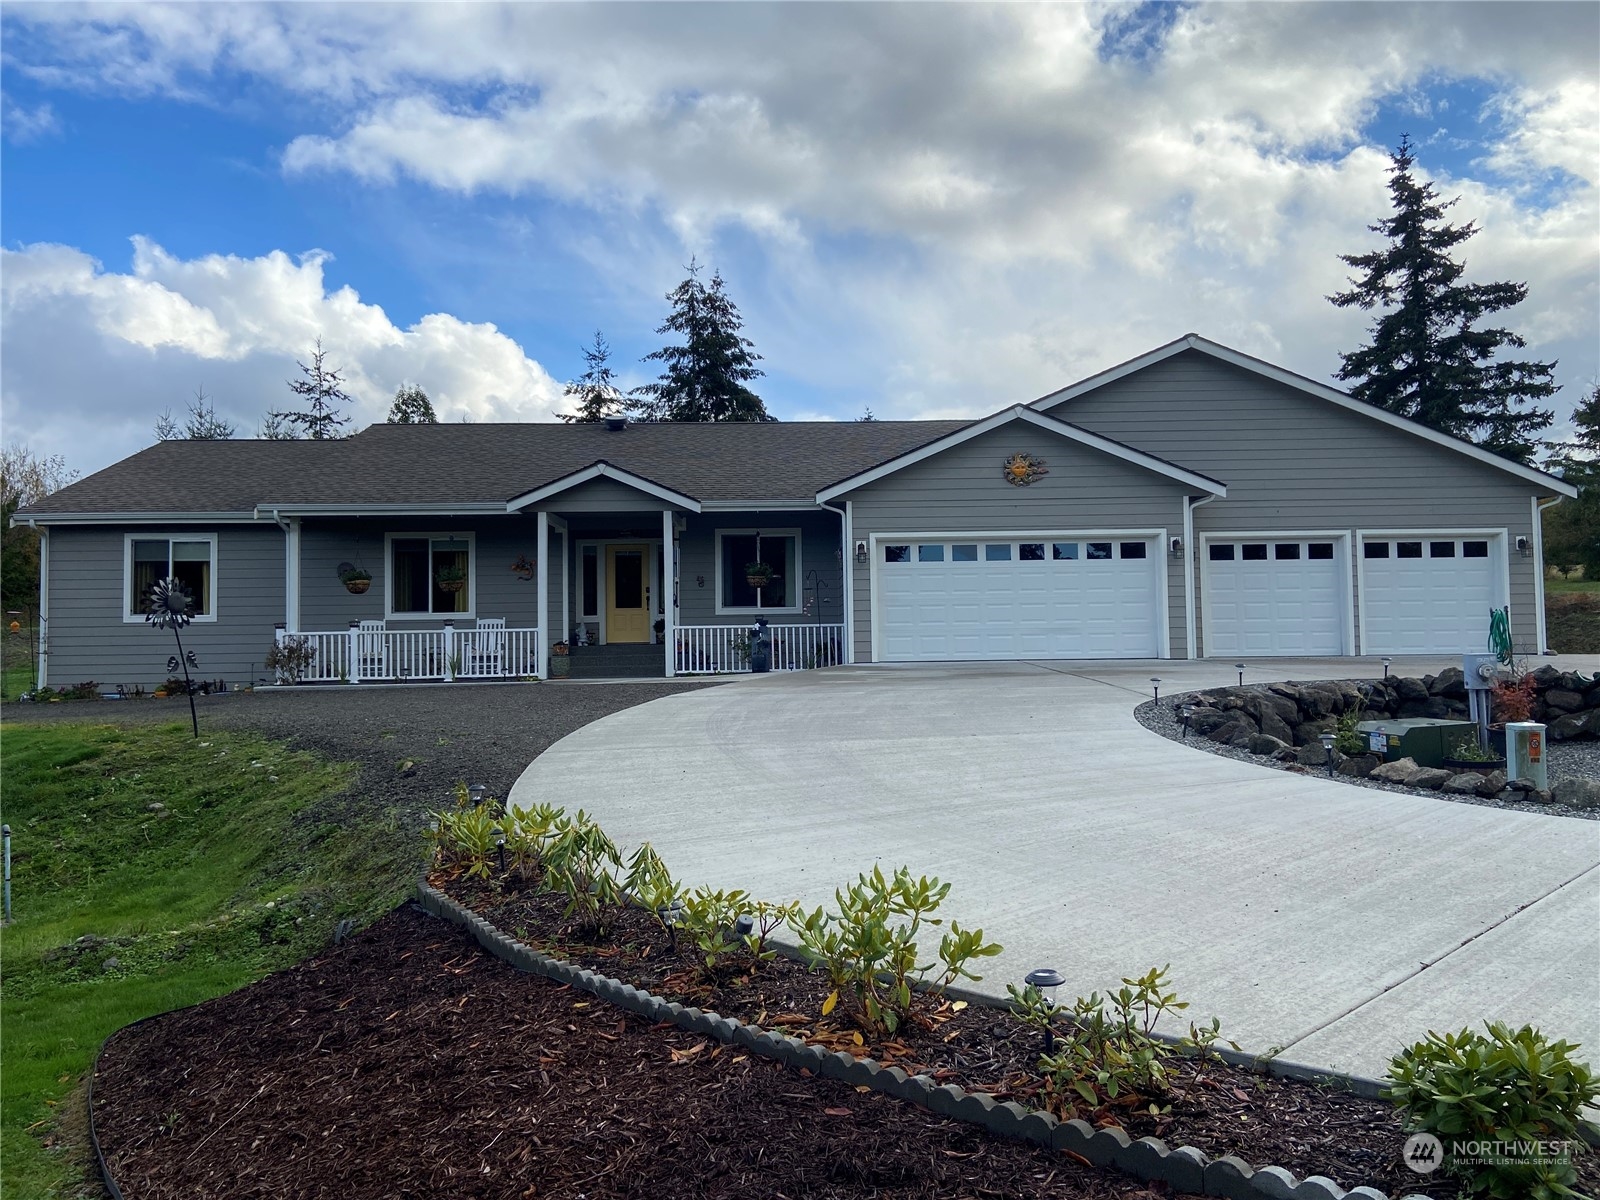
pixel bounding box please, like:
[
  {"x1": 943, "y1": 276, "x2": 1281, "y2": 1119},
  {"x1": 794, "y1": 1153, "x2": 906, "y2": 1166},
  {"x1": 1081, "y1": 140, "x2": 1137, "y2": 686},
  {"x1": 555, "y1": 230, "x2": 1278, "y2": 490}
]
[
  {"x1": 817, "y1": 498, "x2": 853, "y2": 664},
  {"x1": 1183, "y1": 495, "x2": 1219, "y2": 660},
  {"x1": 27, "y1": 519, "x2": 48, "y2": 690},
  {"x1": 267, "y1": 508, "x2": 299, "y2": 633},
  {"x1": 1533, "y1": 495, "x2": 1561, "y2": 655}
]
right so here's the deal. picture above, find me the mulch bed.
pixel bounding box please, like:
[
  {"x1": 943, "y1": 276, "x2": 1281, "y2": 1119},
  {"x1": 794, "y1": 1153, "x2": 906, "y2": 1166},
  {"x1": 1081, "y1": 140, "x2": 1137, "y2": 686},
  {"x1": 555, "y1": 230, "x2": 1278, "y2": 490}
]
[
  {"x1": 93, "y1": 906, "x2": 1169, "y2": 1200},
  {"x1": 445, "y1": 875, "x2": 1600, "y2": 1199}
]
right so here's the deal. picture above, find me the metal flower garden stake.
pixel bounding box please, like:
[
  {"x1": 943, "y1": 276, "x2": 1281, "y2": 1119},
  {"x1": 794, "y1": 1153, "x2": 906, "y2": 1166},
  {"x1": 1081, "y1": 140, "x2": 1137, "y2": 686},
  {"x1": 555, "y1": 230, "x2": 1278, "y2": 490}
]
[{"x1": 146, "y1": 577, "x2": 201, "y2": 737}]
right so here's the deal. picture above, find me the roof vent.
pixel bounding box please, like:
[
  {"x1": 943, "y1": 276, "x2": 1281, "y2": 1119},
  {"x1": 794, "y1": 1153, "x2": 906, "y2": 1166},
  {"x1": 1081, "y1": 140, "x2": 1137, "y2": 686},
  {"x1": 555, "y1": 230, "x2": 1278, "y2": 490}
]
[{"x1": 604, "y1": 416, "x2": 627, "y2": 432}]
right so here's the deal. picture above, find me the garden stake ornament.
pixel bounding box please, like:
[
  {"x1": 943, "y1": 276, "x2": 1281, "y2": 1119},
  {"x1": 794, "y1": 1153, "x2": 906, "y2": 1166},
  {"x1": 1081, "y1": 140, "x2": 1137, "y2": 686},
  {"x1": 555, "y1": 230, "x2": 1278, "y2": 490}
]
[{"x1": 145, "y1": 577, "x2": 201, "y2": 737}]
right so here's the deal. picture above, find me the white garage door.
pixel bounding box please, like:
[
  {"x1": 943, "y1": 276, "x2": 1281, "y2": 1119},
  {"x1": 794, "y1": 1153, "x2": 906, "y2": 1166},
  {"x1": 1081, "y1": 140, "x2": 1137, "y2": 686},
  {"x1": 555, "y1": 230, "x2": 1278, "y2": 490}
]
[
  {"x1": 1205, "y1": 538, "x2": 1344, "y2": 657},
  {"x1": 1360, "y1": 536, "x2": 1498, "y2": 654},
  {"x1": 877, "y1": 537, "x2": 1161, "y2": 661}
]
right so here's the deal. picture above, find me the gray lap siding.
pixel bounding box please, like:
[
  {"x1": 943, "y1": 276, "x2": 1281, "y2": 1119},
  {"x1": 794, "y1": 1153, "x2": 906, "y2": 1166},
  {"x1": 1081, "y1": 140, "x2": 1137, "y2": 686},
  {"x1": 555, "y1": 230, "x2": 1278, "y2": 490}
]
[
  {"x1": 1040, "y1": 351, "x2": 1549, "y2": 655},
  {"x1": 43, "y1": 523, "x2": 285, "y2": 690},
  {"x1": 843, "y1": 425, "x2": 1193, "y2": 662},
  {"x1": 676, "y1": 510, "x2": 844, "y2": 627}
]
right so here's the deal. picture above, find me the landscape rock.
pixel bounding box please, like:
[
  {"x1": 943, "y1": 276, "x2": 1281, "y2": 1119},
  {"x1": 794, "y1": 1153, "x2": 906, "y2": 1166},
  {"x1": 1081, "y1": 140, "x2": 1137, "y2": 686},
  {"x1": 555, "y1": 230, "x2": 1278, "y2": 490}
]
[
  {"x1": 1428, "y1": 666, "x2": 1466, "y2": 698},
  {"x1": 1292, "y1": 717, "x2": 1336, "y2": 747},
  {"x1": 1295, "y1": 742, "x2": 1337, "y2": 768},
  {"x1": 1248, "y1": 734, "x2": 1294, "y2": 758},
  {"x1": 1550, "y1": 777, "x2": 1600, "y2": 810},
  {"x1": 1404, "y1": 767, "x2": 1453, "y2": 790},
  {"x1": 1297, "y1": 683, "x2": 1345, "y2": 717},
  {"x1": 1208, "y1": 719, "x2": 1256, "y2": 745},
  {"x1": 1528, "y1": 665, "x2": 1563, "y2": 689},
  {"x1": 1337, "y1": 754, "x2": 1379, "y2": 779},
  {"x1": 1547, "y1": 712, "x2": 1593, "y2": 740},
  {"x1": 1442, "y1": 772, "x2": 1488, "y2": 795},
  {"x1": 1189, "y1": 708, "x2": 1235, "y2": 736},
  {"x1": 1475, "y1": 769, "x2": 1507, "y2": 797},
  {"x1": 1542, "y1": 688, "x2": 1586, "y2": 713},
  {"x1": 1369, "y1": 757, "x2": 1419, "y2": 783},
  {"x1": 1392, "y1": 676, "x2": 1429, "y2": 702}
]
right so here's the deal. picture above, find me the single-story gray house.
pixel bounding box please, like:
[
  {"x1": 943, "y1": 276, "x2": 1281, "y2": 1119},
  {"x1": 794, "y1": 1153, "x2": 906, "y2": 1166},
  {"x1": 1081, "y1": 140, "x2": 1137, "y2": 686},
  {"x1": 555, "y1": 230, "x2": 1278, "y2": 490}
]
[{"x1": 15, "y1": 334, "x2": 1577, "y2": 689}]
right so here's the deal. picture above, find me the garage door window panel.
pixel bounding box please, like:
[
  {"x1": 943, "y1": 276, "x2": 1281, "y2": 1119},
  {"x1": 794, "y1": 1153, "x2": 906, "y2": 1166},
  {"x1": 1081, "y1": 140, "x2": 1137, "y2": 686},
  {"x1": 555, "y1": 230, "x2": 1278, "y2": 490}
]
[
  {"x1": 1020, "y1": 543, "x2": 1046, "y2": 561},
  {"x1": 1209, "y1": 544, "x2": 1235, "y2": 561},
  {"x1": 985, "y1": 544, "x2": 1012, "y2": 561},
  {"x1": 884, "y1": 545, "x2": 911, "y2": 563},
  {"x1": 1430, "y1": 542, "x2": 1456, "y2": 557},
  {"x1": 1087, "y1": 542, "x2": 1112, "y2": 560},
  {"x1": 952, "y1": 544, "x2": 978, "y2": 562},
  {"x1": 1053, "y1": 542, "x2": 1078, "y2": 560},
  {"x1": 1464, "y1": 541, "x2": 1488, "y2": 558}
]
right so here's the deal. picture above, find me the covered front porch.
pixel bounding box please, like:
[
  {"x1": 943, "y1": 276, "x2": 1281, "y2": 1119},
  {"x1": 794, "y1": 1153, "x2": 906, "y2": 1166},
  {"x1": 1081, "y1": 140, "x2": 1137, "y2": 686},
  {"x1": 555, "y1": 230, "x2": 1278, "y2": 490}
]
[{"x1": 274, "y1": 466, "x2": 846, "y2": 682}]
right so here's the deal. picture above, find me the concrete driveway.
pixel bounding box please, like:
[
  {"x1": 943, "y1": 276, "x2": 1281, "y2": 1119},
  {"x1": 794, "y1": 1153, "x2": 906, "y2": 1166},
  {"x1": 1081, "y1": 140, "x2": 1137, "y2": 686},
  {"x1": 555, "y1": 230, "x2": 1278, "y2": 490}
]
[{"x1": 511, "y1": 658, "x2": 1600, "y2": 1082}]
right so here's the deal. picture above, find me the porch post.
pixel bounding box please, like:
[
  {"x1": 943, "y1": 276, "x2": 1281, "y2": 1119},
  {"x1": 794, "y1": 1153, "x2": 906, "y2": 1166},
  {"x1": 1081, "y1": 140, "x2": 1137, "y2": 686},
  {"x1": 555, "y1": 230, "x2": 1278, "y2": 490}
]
[
  {"x1": 348, "y1": 620, "x2": 360, "y2": 683},
  {"x1": 843, "y1": 500, "x2": 856, "y2": 665},
  {"x1": 443, "y1": 620, "x2": 456, "y2": 682},
  {"x1": 662, "y1": 509, "x2": 677, "y2": 677},
  {"x1": 35, "y1": 525, "x2": 49, "y2": 691},
  {"x1": 285, "y1": 516, "x2": 301, "y2": 633},
  {"x1": 536, "y1": 511, "x2": 550, "y2": 677}
]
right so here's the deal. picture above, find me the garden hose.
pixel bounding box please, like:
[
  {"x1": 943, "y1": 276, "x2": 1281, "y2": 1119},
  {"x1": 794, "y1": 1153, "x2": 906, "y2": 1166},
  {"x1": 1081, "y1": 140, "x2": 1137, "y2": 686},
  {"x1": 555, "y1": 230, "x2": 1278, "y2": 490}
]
[{"x1": 1487, "y1": 606, "x2": 1514, "y2": 665}]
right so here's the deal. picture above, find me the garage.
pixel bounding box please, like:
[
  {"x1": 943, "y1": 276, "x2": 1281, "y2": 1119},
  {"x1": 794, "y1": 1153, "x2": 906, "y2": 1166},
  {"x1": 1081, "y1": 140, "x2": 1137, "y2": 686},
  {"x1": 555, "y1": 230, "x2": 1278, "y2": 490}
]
[
  {"x1": 875, "y1": 535, "x2": 1162, "y2": 661},
  {"x1": 1359, "y1": 535, "x2": 1501, "y2": 654},
  {"x1": 1204, "y1": 537, "x2": 1346, "y2": 657}
]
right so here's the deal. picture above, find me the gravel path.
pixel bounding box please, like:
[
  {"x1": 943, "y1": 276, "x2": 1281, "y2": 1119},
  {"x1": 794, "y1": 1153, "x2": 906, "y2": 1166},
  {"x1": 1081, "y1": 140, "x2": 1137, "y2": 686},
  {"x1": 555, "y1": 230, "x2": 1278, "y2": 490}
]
[{"x1": 1135, "y1": 695, "x2": 1599, "y2": 820}]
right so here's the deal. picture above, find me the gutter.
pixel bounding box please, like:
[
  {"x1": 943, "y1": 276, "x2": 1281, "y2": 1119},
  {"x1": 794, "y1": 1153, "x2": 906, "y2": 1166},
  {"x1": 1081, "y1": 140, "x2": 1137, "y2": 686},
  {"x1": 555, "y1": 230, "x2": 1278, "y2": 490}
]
[
  {"x1": 1183, "y1": 495, "x2": 1219, "y2": 660},
  {"x1": 23, "y1": 518, "x2": 48, "y2": 690}
]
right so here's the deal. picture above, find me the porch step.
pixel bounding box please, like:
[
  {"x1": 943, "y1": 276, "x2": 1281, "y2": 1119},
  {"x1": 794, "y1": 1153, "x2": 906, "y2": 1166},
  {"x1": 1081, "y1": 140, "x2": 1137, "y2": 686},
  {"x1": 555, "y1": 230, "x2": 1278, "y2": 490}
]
[{"x1": 565, "y1": 645, "x2": 666, "y2": 679}]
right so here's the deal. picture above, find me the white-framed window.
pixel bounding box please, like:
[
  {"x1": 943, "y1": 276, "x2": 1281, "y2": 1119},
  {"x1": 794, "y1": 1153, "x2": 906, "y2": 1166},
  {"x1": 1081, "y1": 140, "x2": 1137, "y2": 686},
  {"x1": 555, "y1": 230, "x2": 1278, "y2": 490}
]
[
  {"x1": 124, "y1": 534, "x2": 218, "y2": 622},
  {"x1": 579, "y1": 544, "x2": 599, "y2": 619},
  {"x1": 716, "y1": 528, "x2": 801, "y2": 613},
  {"x1": 386, "y1": 533, "x2": 475, "y2": 618}
]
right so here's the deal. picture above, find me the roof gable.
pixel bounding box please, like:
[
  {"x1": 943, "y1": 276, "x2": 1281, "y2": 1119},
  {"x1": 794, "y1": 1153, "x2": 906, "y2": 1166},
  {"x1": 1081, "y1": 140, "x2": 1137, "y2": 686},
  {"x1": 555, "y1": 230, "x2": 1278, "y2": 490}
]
[
  {"x1": 1031, "y1": 333, "x2": 1577, "y2": 498},
  {"x1": 505, "y1": 461, "x2": 701, "y2": 512},
  {"x1": 814, "y1": 405, "x2": 1227, "y2": 502}
]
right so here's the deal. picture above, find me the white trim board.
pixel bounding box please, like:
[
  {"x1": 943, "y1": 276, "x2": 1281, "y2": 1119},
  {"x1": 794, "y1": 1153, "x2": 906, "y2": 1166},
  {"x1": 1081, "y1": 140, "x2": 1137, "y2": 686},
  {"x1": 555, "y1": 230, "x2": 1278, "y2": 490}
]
[
  {"x1": 816, "y1": 406, "x2": 1227, "y2": 502},
  {"x1": 1030, "y1": 333, "x2": 1578, "y2": 499},
  {"x1": 506, "y1": 461, "x2": 701, "y2": 513},
  {"x1": 1198, "y1": 530, "x2": 1353, "y2": 658}
]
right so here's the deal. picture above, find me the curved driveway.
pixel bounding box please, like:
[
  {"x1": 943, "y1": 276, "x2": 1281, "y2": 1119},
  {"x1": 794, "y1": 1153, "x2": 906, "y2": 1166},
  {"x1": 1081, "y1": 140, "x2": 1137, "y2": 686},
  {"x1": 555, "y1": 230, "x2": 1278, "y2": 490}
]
[{"x1": 512, "y1": 659, "x2": 1600, "y2": 1081}]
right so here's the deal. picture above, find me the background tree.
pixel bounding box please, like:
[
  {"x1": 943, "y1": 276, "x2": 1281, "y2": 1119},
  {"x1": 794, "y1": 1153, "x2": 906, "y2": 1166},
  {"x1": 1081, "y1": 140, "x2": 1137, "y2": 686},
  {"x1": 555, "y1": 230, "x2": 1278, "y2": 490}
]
[
  {"x1": 270, "y1": 338, "x2": 351, "y2": 440},
  {"x1": 856, "y1": 407, "x2": 877, "y2": 422},
  {"x1": 631, "y1": 260, "x2": 772, "y2": 422},
  {"x1": 2, "y1": 443, "x2": 78, "y2": 627},
  {"x1": 387, "y1": 383, "x2": 437, "y2": 424},
  {"x1": 155, "y1": 387, "x2": 236, "y2": 441},
  {"x1": 1329, "y1": 135, "x2": 1556, "y2": 463},
  {"x1": 1542, "y1": 382, "x2": 1600, "y2": 580},
  {"x1": 559, "y1": 331, "x2": 626, "y2": 423}
]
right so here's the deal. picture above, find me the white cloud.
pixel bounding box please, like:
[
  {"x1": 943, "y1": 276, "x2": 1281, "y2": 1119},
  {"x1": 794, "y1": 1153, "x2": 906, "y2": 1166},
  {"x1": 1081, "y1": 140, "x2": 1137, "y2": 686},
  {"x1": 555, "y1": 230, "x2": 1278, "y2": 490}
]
[
  {"x1": 0, "y1": 239, "x2": 567, "y2": 474},
  {"x1": 1, "y1": 90, "x2": 60, "y2": 142}
]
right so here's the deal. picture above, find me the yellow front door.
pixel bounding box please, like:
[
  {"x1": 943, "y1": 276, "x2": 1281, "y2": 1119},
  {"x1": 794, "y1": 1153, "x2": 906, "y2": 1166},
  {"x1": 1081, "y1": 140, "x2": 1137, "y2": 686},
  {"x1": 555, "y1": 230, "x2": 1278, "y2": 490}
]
[{"x1": 605, "y1": 544, "x2": 651, "y2": 644}]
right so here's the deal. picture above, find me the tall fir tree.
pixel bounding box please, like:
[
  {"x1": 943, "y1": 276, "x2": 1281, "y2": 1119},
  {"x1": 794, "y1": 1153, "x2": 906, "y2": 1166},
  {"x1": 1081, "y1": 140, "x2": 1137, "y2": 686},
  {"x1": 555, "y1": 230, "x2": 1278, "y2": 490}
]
[
  {"x1": 155, "y1": 387, "x2": 236, "y2": 441},
  {"x1": 1329, "y1": 136, "x2": 1556, "y2": 464},
  {"x1": 632, "y1": 260, "x2": 772, "y2": 422},
  {"x1": 559, "y1": 332, "x2": 626, "y2": 422},
  {"x1": 270, "y1": 338, "x2": 351, "y2": 440},
  {"x1": 387, "y1": 383, "x2": 438, "y2": 424},
  {"x1": 1541, "y1": 382, "x2": 1600, "y2": 580}
]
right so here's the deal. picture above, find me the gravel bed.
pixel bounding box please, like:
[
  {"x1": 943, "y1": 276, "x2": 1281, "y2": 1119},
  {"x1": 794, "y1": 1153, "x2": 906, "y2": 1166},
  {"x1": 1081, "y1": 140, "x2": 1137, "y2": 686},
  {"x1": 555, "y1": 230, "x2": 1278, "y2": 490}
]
[{"x1": 1135, "y1": 692, "x2": 1600, "y2": 821}]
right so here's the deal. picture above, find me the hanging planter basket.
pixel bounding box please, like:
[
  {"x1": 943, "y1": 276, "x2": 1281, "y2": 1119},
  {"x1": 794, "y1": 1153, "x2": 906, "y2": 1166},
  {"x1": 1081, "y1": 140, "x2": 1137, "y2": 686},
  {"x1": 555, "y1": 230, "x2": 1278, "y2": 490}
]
[
  {"x1": 745, "y1": 562, "x2": 774, "y2": 589},
  {"x1": 337, "y1": 562, "x2": 372, "y2": 595},
  {"x1": 343, "y1": 577, "x2": 371, "y2": 595},
  {"x1": 435, "y1": 570, "x2": 466, "y2": 594}
]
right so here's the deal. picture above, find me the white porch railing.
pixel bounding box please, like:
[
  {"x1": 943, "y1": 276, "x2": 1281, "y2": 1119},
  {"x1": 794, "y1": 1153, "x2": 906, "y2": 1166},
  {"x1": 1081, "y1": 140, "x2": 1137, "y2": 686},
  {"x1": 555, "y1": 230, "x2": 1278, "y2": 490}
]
[
  {"x1": 274, "y1": 623, "x2": 543, "y2": 683},
  {"x1": 675, "y1": 623, "x2": 844, "y2": 675}
]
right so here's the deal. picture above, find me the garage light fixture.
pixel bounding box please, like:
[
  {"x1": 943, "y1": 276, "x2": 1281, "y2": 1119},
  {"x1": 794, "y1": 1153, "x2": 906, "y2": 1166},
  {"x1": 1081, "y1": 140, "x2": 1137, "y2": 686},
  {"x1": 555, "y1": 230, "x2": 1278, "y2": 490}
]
[
  {"x1": 1319, "y1": 732, "x2": 1337, "y2": 776},
  {"x1": 854, "y1": 541, "x2": 868, "y2": 564},
  {"x1": 1515, "y1": 536, "x2": 1532, "y2": 557},
  {"x1": 1168, "y1": 536, "x2": 1183, "y2": 558},
  {"x1": 1023, "y1": 967, "x2": 1066, "y2": 1052}
]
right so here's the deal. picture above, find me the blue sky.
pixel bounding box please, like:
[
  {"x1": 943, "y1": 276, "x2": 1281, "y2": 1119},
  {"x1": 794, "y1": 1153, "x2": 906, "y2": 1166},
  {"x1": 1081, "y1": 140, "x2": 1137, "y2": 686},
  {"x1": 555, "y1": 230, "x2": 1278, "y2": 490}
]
[{"x1": 2, "y1": 2, "x2": 1595, "y2": 477}]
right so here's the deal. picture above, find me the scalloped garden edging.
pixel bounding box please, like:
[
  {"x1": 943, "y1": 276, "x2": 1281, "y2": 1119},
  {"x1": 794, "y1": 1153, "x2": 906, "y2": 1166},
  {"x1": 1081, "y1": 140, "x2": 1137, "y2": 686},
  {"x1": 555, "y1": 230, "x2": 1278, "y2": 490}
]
[{"x1": 417, "y1": 880, "x2": 1435, "y2": 1200}]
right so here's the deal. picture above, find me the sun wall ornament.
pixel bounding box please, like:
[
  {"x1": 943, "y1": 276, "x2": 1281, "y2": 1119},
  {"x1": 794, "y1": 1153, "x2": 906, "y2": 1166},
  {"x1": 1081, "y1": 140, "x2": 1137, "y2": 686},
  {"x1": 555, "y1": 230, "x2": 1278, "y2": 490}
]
[{"x1": 1002, "y1": 453, "x2": 1049, "y2": 487}]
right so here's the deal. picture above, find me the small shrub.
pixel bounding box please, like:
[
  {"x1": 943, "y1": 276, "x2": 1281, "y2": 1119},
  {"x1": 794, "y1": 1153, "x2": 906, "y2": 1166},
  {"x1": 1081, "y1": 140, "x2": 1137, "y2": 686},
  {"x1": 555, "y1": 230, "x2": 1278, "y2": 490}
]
[
  {"x1": 1019, "y1": 966, "x2": 1236, "y2": 1121},
  {"x1": 265, "y1": 635, "x2": 317, "y2": 684},
  {"x1": 1333, "y1": 709, "x2": 1365, "y2": 755},
  {"x1": 1385, "y1": 1022, "x2": 1597, "y2": 1199},
  {"x1": 1492, "y1": 676, "x2": 1537, "y2": 725},
  {"x1": 542, "y1": 810, "x2": 623, "y2": 939},
  {"x1": 792, "y1": 865, "x2": 1001, "y2": 1035},
  {"x1": 431, "y1": 805, "x2": 500, "y2": 880},
  {"x1": 66, "y1": 680, "x2": 102, "y2": 701},
  {"x1": 503, "y1": 802, "x2": 564, "y2": 882},
  {"x1": 678, "y1": 886, "x2": 751, "y2": 976},
  {"x1": 622, "y1": 843, "x2": 680, "y2": 946}
]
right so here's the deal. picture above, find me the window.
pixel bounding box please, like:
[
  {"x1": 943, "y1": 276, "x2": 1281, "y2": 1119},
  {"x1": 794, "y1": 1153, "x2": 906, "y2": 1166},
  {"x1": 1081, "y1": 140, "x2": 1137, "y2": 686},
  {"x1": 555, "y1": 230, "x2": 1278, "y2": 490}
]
[
  {"x1": 1119, "y1": 542, "x2": 1147, "y2": 559},
  {"x1": 1086, "y1": 542, "x2": 1112, "y2": 560},
  {"x1": 1274, "y1": 543, "x2": 1301, "y2": 560},
  {"x1": 984, "y1": 544, "x2": 1012, "y2": 561},
  {"x1": 1242, "y1": 544, "x2": 1268, "y2": 561},
  {"x1": 918, "y1": 544, "x2": 945, "y2": 562},
  {"x1": 1052, "y1": 542, "x2": 1078, "y2": 560},
  {"x1": 126, "y1": 536, "x2": 216, "y2": 619},
  {"x1": 951, "y1": 544, "x2": 978, "y2": 562},
  {"x1": 580, "y1": 546, "x2": 598, "y2": 617},
  {"x1": 720, "y1": 531, "x2": 798, "y2": 610},
  {"x1": 1429, "y1": 541, "x2": 1456, "y2": 558},
  {"x1": 1364, "y1": 541, "x2": 1390, "y2": 559},
  {"x1": 884, "y1": 544, "x2": 911, "y2": 563},
  {"x1": 1308, "y1": 543, "x2": 1334, "y2": 560},
  {"x1": 1019, "y1": 543, "x2": 1046, "y2": 561},
  {"x1": 390, "y1": 535, "x2": 472, "y2": 616},
  {"x1": 1209, "y1": 544, "x2": 1235, "y2": 561},
  {"x1": 1397, "y1": 541, "x2": 1423, "y2": 559},
  {"x1": 1463, "y1": 540, "x2": 1489, "y2": 558}
]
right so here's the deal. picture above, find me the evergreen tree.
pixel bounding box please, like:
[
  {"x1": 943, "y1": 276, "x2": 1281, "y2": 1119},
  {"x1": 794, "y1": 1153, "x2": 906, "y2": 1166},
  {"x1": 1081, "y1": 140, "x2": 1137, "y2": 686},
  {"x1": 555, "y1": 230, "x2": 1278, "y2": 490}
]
[
  {"x1": 559, "y1": 332, "x2": 626, "y2": 423},
  {"x1": 2, "y1": 443, "x2": 77, "y2": 624},
  {"x1": 1329, "y1": 136, "x2": 1556, "y2": 464},
  {"x1": 270, "y1": 338, "x2": 351, "y2": 440},
  {"x1": 259, "y1": 412, "x2": 297, "y2": 440},
  {"x1": 856, "y1": 407, "x2": 877, "y2": 422},
  {"x1": 155, "y1": 387, "x2": 235, "y2": 441},
  {"x1": 387, "y1": 383, "x2": 438, "y2": 424},
  {"x1": 632, "y1": 260, "x2": 772, "y2": 422},
  {"x1": 1542, "y1": 383, "x2": 1600, "y2": 580}
]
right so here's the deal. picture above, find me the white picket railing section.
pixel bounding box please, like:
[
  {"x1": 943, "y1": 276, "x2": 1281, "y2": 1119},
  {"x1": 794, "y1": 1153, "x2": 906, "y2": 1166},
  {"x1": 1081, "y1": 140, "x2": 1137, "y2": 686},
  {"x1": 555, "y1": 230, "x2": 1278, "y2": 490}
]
[
  {"x1": 274, "y1": 624, "x2": 542, "y2": 683},
  {"x1": 675, "y1": 623, "x2": 844, "y2": 675}
]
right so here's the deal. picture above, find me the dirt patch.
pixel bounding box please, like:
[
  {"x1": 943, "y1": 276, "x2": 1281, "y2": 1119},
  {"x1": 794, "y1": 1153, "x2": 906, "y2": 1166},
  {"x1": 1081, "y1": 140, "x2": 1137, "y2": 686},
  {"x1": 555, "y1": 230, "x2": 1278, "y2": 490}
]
[
  {"x1": 93, "y1": 906, "x2": 1157, "y2": 1200},
  {"x1": 1547, "y1": 592, "x2": 1600, "y2": 655}
]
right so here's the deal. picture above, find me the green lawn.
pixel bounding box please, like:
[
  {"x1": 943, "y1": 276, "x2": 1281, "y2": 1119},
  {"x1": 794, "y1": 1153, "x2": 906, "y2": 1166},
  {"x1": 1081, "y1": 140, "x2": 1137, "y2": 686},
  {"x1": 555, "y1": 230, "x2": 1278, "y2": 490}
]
[
  {"x1": 0, "y1": 722, "x2": 406, "y2": 1198},
  {"x1": 1547, "y1": 575, "x2": 1600, "y2": 595}
]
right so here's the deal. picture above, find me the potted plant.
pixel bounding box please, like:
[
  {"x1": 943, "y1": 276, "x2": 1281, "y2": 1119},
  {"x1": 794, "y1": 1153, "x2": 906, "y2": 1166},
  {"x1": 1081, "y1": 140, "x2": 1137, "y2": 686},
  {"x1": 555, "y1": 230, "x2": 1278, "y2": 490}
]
[
  {"x1": 549, "y1": 640, "x2": 570, "y2": 679},
  {"x1": 1442, "y1": 734, "x2": 1506, "y2": 773},
  {"x1": 339, "y1": 566, "x2": 372, "y2": 595},
  {"x1": 745, "y1": 561, "x2": 774, "y2": 589},
  {"x1": 435, "y1": 565, "x2": 467, "y2": 594}
]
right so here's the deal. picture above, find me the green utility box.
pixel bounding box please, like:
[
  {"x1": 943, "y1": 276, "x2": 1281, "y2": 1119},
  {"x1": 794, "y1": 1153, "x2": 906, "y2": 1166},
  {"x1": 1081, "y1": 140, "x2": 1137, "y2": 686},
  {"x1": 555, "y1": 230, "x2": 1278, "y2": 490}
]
[{"x1": 1355, "y1": 718, "x2": 1477, "y2": 768}]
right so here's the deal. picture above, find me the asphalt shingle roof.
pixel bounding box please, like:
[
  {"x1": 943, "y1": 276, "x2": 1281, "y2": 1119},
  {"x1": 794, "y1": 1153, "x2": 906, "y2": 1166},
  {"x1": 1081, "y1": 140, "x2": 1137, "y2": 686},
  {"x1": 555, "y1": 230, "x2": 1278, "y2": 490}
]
[{"x1": 21, "y1": 420, "x2": 977, "y2": 515}]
